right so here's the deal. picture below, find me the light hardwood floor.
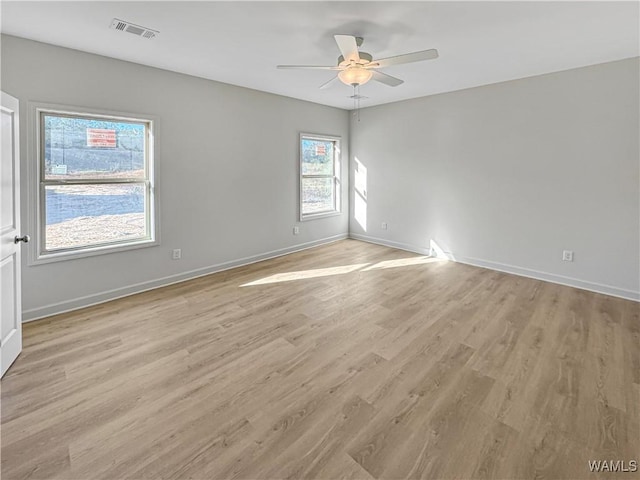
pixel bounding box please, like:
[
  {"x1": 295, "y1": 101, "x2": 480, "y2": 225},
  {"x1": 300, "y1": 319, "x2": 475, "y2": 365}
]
[{"x1": 2, "y1": 239, "x2": 639, "y2": 480}]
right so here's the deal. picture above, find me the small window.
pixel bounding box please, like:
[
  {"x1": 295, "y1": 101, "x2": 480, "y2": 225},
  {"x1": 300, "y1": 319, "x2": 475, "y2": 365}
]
[
  {"x1": 300, "y1": 133, "x2": 341, "y2": 220},
  {"x1": 37, "y1": 109, "x2": 156, "y2": 260}
]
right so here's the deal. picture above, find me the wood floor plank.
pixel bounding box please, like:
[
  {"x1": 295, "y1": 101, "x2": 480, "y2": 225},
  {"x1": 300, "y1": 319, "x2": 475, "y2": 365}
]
[{"x1": 1, "y1": 239, "x2": 638, "y2": 479}]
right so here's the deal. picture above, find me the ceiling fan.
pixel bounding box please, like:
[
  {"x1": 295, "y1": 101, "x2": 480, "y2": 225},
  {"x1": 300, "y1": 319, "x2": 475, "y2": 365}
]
[{"x1": 277, "y1": 35, "x2": 438, "y2": 89}]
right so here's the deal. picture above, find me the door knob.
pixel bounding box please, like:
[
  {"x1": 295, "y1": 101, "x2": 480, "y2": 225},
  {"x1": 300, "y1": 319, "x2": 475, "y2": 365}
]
[{"x1": 14, "y1": 235, "x2": 30, "y2": 244}]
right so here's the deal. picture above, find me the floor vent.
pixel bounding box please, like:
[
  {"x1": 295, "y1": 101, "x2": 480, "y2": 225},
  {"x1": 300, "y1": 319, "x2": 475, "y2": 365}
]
[{"x1": 110, "y1": 18, "x2": 158, "y2": 39}]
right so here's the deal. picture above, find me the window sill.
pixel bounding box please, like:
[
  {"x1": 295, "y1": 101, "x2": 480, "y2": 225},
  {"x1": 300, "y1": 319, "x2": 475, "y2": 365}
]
[
  {"x1": 300, "y1": 210, "x2": 342, "y2": 222},
  {"x1": 29, "y1": 238, "x2": 158, "y2": 266}
]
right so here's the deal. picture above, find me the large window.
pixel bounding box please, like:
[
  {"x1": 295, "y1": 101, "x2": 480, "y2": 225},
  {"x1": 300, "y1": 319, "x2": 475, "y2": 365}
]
[
  {"x1": 300, "y1": 133, "x2": 341, "y2": 220},
  {"x1": 36, "y1": 109, "x2": 156, "y2": 261}
]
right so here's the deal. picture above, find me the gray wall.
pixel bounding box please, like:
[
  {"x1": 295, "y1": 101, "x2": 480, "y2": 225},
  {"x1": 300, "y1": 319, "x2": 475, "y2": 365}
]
[
  {"x1": 3, "y1": 34, "x2": 638, "y2": 320},
  {"x1": 350, "y1": 58, "x2": 640, "y2": 300},
  {"x1": 1, "y1": 35, "x2": 350, "y2": 320}
]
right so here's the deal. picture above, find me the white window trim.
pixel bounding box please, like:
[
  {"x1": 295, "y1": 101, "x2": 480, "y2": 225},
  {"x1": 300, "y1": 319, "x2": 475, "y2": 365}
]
[
  {"x1": 27, "y1": 102, "x2": 160, "y2": 265},
  {"x1": 299, "y1": 132, "x2": 342, "y2": 221}
]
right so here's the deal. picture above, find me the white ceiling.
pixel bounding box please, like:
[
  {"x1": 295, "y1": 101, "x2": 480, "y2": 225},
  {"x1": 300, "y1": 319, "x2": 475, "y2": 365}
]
[{"x1": 2, "y1": 1, "x2": 638, "y2": 110}]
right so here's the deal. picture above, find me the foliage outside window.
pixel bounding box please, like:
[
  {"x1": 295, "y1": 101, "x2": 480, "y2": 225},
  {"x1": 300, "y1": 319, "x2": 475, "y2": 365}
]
[
  {"x1": 300, "y1": 134, "x2": 340, "y2": 220},
  {"x1": 38, "y1": 110, "x2": 156, "y2": 259}
]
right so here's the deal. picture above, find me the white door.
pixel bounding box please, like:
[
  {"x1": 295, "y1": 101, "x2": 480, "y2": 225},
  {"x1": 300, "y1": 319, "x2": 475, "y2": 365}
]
[{"x1": 1, "y1": 91, "x2": 24, "y2": 378}]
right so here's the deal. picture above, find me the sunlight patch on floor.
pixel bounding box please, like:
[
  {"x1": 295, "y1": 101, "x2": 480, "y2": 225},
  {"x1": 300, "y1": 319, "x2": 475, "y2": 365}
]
[
  {"x1": 241, "y1": 254, "x2": 446, "y2": 287},
  {"x1": 240, "y1": 263, "x2": 370, "y2": 286},
  {"x1": 362, "y1": 256, "x2": 445, "y2": 271}
]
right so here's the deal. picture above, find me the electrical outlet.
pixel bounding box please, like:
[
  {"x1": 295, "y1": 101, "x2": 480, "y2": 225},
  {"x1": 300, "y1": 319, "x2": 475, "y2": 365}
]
[
  {"x1": 293, "y1": 226, "x2": 300, "y2": 235},
  {"x1": 172, "y1": 248, "x2": 182, "y2": 260},
  {"x1": 562, "y1": 250, "x2": 573, "y2": 262},
  {"x1": 381, "y1": 222, "x2": 388, "y2": 230}
]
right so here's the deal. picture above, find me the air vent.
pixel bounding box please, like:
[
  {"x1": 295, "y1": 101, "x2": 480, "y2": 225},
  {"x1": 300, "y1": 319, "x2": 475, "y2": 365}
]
[{"x1": 110, "y1": 18, "x2": 158, "y2": 40}]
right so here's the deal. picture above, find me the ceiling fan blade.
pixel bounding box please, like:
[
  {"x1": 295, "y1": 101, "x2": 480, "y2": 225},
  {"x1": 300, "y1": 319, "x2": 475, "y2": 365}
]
[
  {"x1": 277, "y1": 65, "x2": 340, "y2": 70},
  {"x1": 334, "y1": 35, "x2": 360, "y2": 62},
  {"x1": 371, "y1": 70, "x2": 404, "y2": 87},
  {"x1": 372, "y1": 49, "x2": 439, "y2": 68},
  {"x1": 319, "y1": 76, "x2": 339, "y2": 90}
]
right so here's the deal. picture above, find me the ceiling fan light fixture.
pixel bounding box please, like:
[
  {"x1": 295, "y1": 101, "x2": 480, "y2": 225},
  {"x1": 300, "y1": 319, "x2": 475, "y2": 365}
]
[{"x1": 338, "y1": 67, "x2": 373, "y2": 86}]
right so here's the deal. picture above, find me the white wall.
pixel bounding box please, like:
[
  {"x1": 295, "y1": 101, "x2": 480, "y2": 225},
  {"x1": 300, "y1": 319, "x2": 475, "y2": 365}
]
[
  {"x1": 350, "y1": 58, "x2": 640, "y2": 300},
  {"x1": 1, "y1": 35, "x2": 350, "y2": 320}
]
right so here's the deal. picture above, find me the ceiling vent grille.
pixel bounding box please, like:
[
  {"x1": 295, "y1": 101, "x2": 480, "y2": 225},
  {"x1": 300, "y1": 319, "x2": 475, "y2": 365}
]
[{"x1": 110, "y1": 18, "x2": 159, "y2": 39}]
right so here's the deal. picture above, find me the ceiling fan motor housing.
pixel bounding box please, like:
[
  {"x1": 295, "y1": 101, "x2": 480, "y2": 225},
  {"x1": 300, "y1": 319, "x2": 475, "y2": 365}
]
[{"x1": 338, "y1": 52, "x2": 373, "y2": 67}]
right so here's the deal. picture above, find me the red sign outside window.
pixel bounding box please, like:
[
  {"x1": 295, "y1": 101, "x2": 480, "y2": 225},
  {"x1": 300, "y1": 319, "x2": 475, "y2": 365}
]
[{"x1": 87, "y1": 128, "x2": 117, "y2": 148}]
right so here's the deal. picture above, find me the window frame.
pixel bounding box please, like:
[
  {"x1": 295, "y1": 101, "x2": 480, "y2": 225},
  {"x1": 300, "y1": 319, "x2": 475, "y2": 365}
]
[
  {"x1": 299, "y1": 133, "x2": 341, "y2": 221},
  {"x1": 28, "y1": 103, "x2": 159, "y2": 265}
]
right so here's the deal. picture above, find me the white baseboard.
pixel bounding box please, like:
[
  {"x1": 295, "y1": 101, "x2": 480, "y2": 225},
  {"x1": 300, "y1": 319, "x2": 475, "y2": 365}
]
[
  {"x1": 348, "y1": 233, "x2": 431, "y2": 256},
  {"x1": 455, "y1": 254, "x2": 640, "y2": 302},
  {"x1": 24, "y1": 231, "x2": 638, "y2": 322},
  {"x1": 350, "y1": 233, "x2": 640, "y2": 302},
  {"x1": 22, "y1": 234, "x2": 349, "y2": 322}
]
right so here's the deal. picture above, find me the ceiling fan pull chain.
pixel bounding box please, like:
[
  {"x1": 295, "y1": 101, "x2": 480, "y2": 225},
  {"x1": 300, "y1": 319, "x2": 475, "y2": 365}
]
[{"x1": 353, "y1": 85, "x2": 357, "y2": 120}]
